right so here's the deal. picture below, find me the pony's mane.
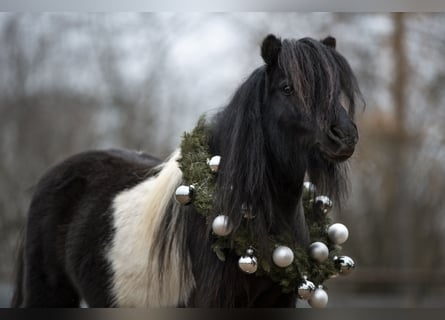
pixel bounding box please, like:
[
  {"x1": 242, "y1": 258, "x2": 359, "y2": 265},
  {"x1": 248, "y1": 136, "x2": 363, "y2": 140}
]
[{"x1": 209, "y1": 68, "x2": 274, "y2": 240}]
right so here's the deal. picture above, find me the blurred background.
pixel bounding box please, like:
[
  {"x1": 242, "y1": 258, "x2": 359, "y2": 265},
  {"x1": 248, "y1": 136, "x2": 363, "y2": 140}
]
[{"x1": 1, "y1": 12, "x2": 445, "y2": 307}]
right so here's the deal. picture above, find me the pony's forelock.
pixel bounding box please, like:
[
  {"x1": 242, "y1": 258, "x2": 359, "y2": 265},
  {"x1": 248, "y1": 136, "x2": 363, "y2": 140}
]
[{"x1": 278, "y1": 38, "x2": 362, "y2": 121}]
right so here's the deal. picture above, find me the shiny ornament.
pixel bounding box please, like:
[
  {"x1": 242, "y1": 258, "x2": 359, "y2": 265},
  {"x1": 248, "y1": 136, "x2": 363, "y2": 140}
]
[
  {"x1": 308, "y1": 242, "x2": 329, "y2": 262},
  {"x1": 212, "y1": 215, "x2": 233, "y2": 236},
  {"x1": 175, "y1": 185, "x2": 194, "y2": 205},
  {"x1": 327, "y1": 223, "x2": 349, "y2": 245},
  {"x1": 303, "y1": 181, "x2": 316, "y2": 199},
  {"x1": 308, "y1": 286, "x2": 328, "y2": 308},
  {"x1": 208, "y1": 155, "x2": 221, "y2": 172},
  {"x1": 272, "y1": 246, "x2": 294, "y2": 268},
  {"x1": 297, "y1": 278, "x2": 316, "y2": 300},
  {"x1": 314, "y1": 195, "x2": 333, "y2": 214},
  {"x1": 334, "y1": 255, "x2": 355, "y2": 275},
  {"x1": 238, "y1": 250, "x2": 258, "y2": 274}
]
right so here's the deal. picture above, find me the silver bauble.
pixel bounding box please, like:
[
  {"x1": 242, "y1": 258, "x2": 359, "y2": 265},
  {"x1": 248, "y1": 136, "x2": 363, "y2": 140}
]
[
  {"x1": 272, "y1": 245, "x2": 294, "y2": 268},
  {"x1": 297, "y1": 279, "x2": 316, "y2": 300},
  {"x1": 303, "y1": 181, "x2": 316, "y2": 195},
  {"x1": 334, "y1": 255, "x2": 355, "y2": 275},
  {"x1": 175, "y1": 185, "x2": 194, "y2": 205},
  {"x1": 308, "y1": 287, "x2": 328, "y2": 308},
  {"x1": 212, "y1": 215, "x2": 233, "y2": 236},
  {"x1": 208, "y1": 155, "x2": 221, "y2": 172},
  {"x1": 314, "y1": 195, "x2": 333, "y2": 214},
  {"x1": 327, "y1": 223, "x2": 349, "y2": 245},
  {"x1": 238, "y1": 255, "x2": 258, "y2": 274},
  {"x1": 308, "y1": 241, "x2": 329, "y2": 262}
]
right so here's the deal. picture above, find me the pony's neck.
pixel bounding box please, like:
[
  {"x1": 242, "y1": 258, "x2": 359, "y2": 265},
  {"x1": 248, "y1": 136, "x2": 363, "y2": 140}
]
[
  {"x1": 264, "y1": 141, "x2": 308, "y2": 227},
  {"x1": 263, "y1": 124, "x2": 309, "y2": 211},
  {"x1": 208, "y1": 125, "x2": 308, "y2": 232}
]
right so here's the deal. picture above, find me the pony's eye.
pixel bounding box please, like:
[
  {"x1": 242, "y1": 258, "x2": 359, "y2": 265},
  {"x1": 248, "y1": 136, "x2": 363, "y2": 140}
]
[{"x1": 282, "y1": 85, "x2": 294, "y2": 96}]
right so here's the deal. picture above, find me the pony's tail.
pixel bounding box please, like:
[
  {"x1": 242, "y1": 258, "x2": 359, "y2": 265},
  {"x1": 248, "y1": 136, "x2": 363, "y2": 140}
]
[{"x1": 10, "y1": 229, "x2": 25, "y2": 308}]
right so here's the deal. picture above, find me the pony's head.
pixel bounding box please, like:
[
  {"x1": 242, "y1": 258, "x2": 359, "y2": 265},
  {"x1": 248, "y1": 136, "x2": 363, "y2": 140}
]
[
  {"x1": 210, "y1": 34, "x2": 362, "y2": 246},
  {"x1": 261, "y1": 34, "x2": 360, "y2": 165},
  {"x1": 259, "y1": 34, "x2": 362, "y2": 205}
]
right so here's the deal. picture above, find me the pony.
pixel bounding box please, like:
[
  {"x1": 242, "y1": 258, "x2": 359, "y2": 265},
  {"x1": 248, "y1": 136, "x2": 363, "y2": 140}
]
[{"x1": 11, "y1": 34, "x2": 362, "y2": 307}]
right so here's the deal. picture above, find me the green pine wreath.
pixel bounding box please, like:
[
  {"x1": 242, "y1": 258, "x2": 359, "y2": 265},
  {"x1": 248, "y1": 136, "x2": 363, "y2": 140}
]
[{"x1": 178, "y1": 115, "x2": 344, "y2": 292}]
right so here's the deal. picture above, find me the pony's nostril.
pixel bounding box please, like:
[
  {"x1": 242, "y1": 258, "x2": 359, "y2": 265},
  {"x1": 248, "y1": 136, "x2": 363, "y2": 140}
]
[
  {"x1": 329, "y1": 126, "x2": 346, "y2": 141},
  {"x1": 329, "y1": 126, "x2": 357, "y2": 148}
]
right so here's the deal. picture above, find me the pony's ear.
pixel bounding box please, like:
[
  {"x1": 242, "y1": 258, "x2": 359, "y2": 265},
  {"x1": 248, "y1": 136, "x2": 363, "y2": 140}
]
[
  {"x1": 261, "y1": 34, "x2": 282, "y2": 65},
  {"x1": 321, "y1": 36, "x2": 336, "y2": 49}
]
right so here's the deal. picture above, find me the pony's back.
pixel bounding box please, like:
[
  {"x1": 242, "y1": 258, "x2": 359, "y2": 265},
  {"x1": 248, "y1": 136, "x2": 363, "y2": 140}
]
[{"x1": 12, "y1": 149, "x2": 160, "y2": 307}]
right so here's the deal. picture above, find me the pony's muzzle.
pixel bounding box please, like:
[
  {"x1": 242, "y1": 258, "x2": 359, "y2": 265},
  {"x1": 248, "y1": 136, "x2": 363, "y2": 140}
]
[
  {"x1": 325, "y1": 124, "x2": 358, "y2": 162},
  {"x1": 315, "y1": 121, "x2": 357, "y2": 163}
]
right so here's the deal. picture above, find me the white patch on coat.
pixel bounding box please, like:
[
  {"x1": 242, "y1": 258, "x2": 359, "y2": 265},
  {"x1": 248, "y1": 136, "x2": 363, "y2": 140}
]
[{"x1": 107, "y1": 150, "x2": 195, "y2": 307}]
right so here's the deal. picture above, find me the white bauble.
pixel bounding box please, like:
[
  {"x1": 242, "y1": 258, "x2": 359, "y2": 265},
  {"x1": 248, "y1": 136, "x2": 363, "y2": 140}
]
[
  {"x1": 272, "y1": 246, "x2": 294, "y2": 268},
  {"x1": 212, "y1": 215, "x2": 233, "y2": 236},
  {"x1": 308, "y1": 287, "x2": 328, "y2": 308},
  {"x1": 308, "y1": 242, "x2": 329, "y2": 262},
  {"x1": 328, "y1": 223, "x2": 349, "y2": 244}
]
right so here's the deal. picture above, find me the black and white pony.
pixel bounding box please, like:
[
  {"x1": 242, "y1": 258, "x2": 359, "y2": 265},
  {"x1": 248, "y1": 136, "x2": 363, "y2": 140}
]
[{"x1": 11, "y1": 34, "x2": 362, "y2": 307}]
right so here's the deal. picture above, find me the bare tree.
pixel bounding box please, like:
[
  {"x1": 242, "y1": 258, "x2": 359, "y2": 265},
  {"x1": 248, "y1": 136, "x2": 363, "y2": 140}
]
[
  {"x1": 0, "y1": 14, "x2": 176, "y2": 281},
  {"x1": 333, "y1": 13, "x2": 445, "y2": 307}
]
